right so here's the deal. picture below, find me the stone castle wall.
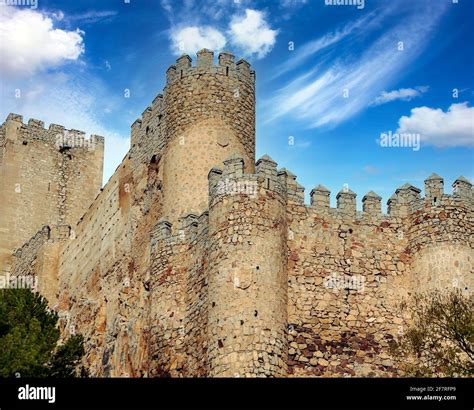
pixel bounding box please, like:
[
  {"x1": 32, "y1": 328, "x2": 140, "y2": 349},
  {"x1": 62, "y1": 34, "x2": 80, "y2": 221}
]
[{"x1": 3, "y1": 50, "x2": 472, "y2": 378}]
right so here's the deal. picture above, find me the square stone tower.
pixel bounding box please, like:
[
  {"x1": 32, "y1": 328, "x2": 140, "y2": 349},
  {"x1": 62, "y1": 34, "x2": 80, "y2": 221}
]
[{"x1": 0, "y1": 114, "x2": 104, "y2": 276}]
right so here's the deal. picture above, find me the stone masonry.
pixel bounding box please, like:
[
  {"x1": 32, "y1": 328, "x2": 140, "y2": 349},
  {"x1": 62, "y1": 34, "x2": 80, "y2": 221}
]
[{"x1": 1, "y1": 50, "x2": 472, "y2": 377}]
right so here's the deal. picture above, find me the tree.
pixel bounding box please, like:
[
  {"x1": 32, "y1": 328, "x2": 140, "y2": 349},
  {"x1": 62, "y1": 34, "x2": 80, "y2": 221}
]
[
  {"x1": 0, "y1": 288, "x2": 86, "y2": 377},
  {"x1": 389, "y1": 289, "x2": 473, "y2": 377}
]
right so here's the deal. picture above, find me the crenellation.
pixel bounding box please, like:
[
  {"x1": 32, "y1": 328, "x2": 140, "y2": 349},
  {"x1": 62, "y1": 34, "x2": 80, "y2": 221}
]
[
  {"x1": 218, "y1": 51, "x2": 235, "y2": 69},
  {"x1": 222, "y1": 154, "x2": 245, "y2": 178},
  {"x1": 196, "y1": 48, "x2": 214, "y2": 68},
  {"x1": 49, "y1": 123, "x2": 65, "y2": 134},
  {"x1": 394, "y1": 183, "x2": 421, "y2": 216},
  {"x1": 176, "y1": 54, "x2": 192, "y2": 74},
  {"x1": 453, "y1": 176, "x2": 472, "y2": 200},
  {"x1": 236, "y1": 59, "x2": 251, "y2": 79},
  {"x1": 151, "y1": 93, "x2": 163, "y2": 110},
  {"x1": 6, "y1": 113, "x2": 23, "y2": 123},
  {"x1": 362, "y1": 191, "x2": 382, "y2": 215},
  {"x1": 310, "y1": 184, "x2": 330, "y2": 209},
  {"x1": 424, "y1": 173, "x2": 444, "y2": 205},
  {"x1": 142, "y1": 107, "x2": 153, "y2": 123},
  {"x1": 166, "y1": 64, "x2": 177, "y2": 83},
  {"x1": 336, "y1": 188, "x2": 356, "y2": 215},
  {"x1": 27, "y1": 118, "x2": 45, "y2": 128}
]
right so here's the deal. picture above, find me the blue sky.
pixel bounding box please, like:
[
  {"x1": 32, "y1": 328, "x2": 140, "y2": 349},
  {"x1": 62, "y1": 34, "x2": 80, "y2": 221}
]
[{"x1": 0, "y1": 0, "x2": 473, "y2": 209}]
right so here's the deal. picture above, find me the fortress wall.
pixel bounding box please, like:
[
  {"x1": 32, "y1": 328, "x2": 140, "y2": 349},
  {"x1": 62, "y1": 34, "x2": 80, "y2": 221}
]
[
  {"x1": 286, "y1": 202, "x2": 410, "y2": 377},
  {"x1": 55, "y1": 152, "x2": 164, "y2": 377},
  {"x1": 56, "y1": 159, "x2": 135, "y2": 376},
  {"x1": 148, "y1": 212, "x2": 213, "y2": 377}
]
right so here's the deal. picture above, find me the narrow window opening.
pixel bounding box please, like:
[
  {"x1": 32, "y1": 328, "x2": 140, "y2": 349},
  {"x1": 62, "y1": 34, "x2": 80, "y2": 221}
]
[
  {"x1": 146, "y1": 126, "x2": 150, "y2": 135},
  {"x1": 226, "y1": 66, "x2": 229, "y2": 76},
  {"x1": 180, "y1": 70, "x2": 183, "y2": 79},
  {"x1": 432, "y1": 197, "x2": 438, "y2": 205}
]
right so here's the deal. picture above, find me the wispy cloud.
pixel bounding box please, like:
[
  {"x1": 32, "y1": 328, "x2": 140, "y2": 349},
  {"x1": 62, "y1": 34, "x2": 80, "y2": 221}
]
[
  {"x1": 265, "y1": 1, "x2": 449, "y2": 128},
  {"x1": 271, "y1": 10, "x2": 381, "y2": 79},
  {"x1": 65, "y1": 10, "x2": 118, "y2": 24},
  {"x1": 372, "y1": 86, "x2": 429, "y2": 106}
]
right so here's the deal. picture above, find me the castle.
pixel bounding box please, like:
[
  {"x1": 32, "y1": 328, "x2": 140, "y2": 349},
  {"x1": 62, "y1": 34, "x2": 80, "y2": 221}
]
[{"x1": 0, "y1": 49, "x2": 472, "y2": 377}]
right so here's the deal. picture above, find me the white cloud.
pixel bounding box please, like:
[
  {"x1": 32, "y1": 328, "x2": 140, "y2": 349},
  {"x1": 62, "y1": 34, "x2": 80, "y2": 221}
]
[
  {"x1": 0, "y1": 6, "x2": 84, "y2": 77},
  {"x1": 396, "y1": 102, "x2": 474, "y2": 148},
  {"x1": 170, "y1": 26, "x2": 226, "y2": 55},
  {"x1": 229, "y1": 9, "x2": 278, "y2": 59},
  {"x1": 372, "y1": 86, "x2": 429, "y2": 106}
]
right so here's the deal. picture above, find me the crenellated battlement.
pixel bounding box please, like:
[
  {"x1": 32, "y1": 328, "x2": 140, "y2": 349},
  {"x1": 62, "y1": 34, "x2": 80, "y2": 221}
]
[
  {"x1": 2, "y1": 113, "x2": 104, "y2": 153},
  {"x1": 208, "y1": 154, "x2": 288, "y2": 211},
  {"x1": 166, "y1": 49, "x2": 255, "y2": 86}
]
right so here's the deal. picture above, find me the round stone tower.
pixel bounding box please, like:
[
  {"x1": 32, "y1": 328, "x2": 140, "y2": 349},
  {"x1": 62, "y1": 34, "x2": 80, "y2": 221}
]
[
  {"x1": 206, "y1": 155, "x2": 289, "y2": 377},
  {"x1": 161, "y1": 49, "x2": 256, "y2": 223},
  {"x1": 407, "y1": 175, "x2": 473, "y2": 294}
]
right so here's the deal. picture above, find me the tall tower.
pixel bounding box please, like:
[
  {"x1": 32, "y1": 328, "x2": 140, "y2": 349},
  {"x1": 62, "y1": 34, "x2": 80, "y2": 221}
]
[
  {"x1": 159, "y1": 49, "x2": 256, "y2": 223},
  {"x1": 0, "y1": 114, "x2": 104, "y2": 275}
]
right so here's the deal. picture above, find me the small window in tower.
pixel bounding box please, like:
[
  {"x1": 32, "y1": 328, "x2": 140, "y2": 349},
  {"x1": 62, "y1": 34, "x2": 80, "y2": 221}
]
[
  {"x1": 146, "y1": 126, "x2": 150, "y2": 135},
  {"x1": 432, "y1": 197, "x2": 438, "y2": 205},
  {"x1": 226, "y1": 66, "x2": 229, "y2": 76},
  {"x1": 180, "y1": 70, "x2": 183, "y2": 79}
]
